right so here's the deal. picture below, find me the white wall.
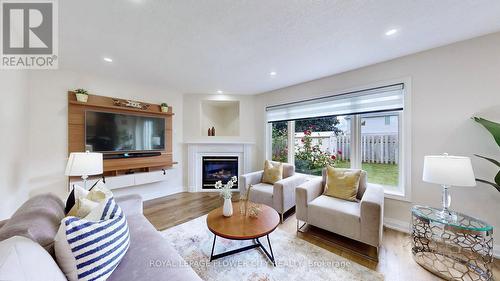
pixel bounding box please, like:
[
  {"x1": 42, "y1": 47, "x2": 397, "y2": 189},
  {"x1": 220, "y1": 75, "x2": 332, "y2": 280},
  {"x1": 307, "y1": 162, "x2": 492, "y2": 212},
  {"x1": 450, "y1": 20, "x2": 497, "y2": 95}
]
[
  {"x1": 0, "y1": 69, "x2": 184, "y2": 220},
  {"x1": 0, "y1": 72, "x2": 29, "y2": 219},
  {"x1": 255, "y1": 32, "x2": 500, "y2": 242}
]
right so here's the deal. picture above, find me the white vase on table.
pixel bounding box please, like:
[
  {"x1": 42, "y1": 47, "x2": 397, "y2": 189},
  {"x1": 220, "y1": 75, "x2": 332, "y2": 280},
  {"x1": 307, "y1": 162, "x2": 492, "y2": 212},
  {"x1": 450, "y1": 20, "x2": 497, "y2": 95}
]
[{"x1": 223, "y1": 198, "x2": 233, "y2": 217}]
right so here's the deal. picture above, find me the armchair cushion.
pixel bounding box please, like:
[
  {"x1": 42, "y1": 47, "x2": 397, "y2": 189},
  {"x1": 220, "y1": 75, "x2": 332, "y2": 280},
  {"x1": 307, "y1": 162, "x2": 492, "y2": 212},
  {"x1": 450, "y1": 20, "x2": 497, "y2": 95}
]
[
  {"x1": 308, "y1": 195, "x2": 361, "y2": 240},
  {"x1": 248, "y1": 183, "x2": 274, "y2": 208},
  {"x1": 240, "y1": 171, "x2": 264, "y2": 195},
  {"x1": 324, "y1": 167, "x2": 361, "y2": 202},
  {"x1": 262, "y1": 160, "x2": 283, "y2": 184}
]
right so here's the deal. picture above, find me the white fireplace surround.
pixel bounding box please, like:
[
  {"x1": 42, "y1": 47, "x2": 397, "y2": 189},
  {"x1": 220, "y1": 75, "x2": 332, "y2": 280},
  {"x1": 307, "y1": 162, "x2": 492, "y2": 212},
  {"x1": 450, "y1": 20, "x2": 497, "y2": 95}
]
[{"x1": 186, "y1": 141, "x2": 254, "y2": 192}]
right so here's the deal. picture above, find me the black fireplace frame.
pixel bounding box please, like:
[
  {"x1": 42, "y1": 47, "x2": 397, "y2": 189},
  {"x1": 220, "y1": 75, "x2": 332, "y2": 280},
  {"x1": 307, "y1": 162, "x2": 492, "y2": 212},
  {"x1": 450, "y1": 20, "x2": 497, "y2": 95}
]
[{"x1": 202, "y1": 156, "x2": 239, "y2": 189}]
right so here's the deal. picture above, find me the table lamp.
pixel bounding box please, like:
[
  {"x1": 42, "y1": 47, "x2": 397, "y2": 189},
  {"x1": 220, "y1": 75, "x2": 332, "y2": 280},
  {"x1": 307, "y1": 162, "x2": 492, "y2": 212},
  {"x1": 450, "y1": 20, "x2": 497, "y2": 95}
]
[
  {"x1": 422, "y1": 153, "x2": 476, "y2": 221},
  {"x1": 65, "y1": 151, "x2": 103, "y2": 190}
]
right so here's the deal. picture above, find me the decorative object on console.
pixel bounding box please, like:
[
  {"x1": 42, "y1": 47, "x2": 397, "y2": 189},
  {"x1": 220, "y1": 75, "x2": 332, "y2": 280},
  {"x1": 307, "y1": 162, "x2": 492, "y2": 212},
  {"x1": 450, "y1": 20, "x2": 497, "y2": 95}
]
[
  {"x1": 65, "y1": 151, "x2": 103, "y2": 190},
  {"x1": 74, "y1": 88, "x2": 88, "y2": 103},
  {"x1": 208, "y1": 128, "x2": 212, "y2": 136},
  {"x1": 422, "y1": 153, "x2": 476, "y2": 221},
  {"x1": 472, "y1": 116, "x2": 500, "y2": 192},
  {"x1": 211, "y1": 126, "x2": 216, "y2": 136},
  {"x1": 161, "y1": 102, "x2": 169, "y2": 112},
  {"x1": 411, "y1": 205, "x2": 493, "y2": 281},
  {"x1": 112, "y1": 97, "x2": 151, "y2": 110},
  {"x1": 215, "y1": 176, "x2": 237, "y2": 217}
]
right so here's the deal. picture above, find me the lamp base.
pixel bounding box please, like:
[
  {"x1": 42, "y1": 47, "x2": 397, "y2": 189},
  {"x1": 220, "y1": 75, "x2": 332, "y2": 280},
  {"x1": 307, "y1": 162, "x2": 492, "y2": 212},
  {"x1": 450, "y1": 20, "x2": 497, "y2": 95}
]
[{"x1": 437, "y1": 209, "x2": 458, "y2": 222}]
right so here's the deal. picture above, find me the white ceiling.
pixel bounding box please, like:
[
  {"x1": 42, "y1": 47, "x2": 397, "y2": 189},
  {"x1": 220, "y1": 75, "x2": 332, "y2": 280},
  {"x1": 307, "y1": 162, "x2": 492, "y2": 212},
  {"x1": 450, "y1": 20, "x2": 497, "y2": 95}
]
[{"x1": 60, "y1": 0, "x2": 500, "y2": 95}]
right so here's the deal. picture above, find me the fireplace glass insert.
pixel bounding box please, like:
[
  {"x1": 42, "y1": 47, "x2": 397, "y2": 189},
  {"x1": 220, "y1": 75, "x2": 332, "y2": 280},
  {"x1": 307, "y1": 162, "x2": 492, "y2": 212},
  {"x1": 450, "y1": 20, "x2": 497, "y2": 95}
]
[{"x1": 202, "y1": 156, "x2": 239, "y2": 189}]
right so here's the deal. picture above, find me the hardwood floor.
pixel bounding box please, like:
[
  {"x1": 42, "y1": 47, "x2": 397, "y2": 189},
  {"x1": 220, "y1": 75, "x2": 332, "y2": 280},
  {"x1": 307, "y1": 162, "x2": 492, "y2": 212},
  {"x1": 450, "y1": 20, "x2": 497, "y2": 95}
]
[{"x1": 144, "y1": 192, "x2": 499, "y2": 281}]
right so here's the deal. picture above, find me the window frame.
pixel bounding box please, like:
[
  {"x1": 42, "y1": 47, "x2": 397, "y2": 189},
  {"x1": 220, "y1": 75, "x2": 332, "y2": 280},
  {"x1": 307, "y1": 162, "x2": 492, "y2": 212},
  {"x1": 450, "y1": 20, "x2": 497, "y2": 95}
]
[{"x1": 265, "y1": 78, "x2": 412, "y2": 202}]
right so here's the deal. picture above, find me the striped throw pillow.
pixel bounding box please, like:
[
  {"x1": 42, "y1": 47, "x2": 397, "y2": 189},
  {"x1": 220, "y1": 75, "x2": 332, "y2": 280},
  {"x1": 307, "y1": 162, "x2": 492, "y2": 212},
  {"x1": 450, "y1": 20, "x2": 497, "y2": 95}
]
[{"x1": 55, "y1": 196, "x2": 130, "y2": 281}]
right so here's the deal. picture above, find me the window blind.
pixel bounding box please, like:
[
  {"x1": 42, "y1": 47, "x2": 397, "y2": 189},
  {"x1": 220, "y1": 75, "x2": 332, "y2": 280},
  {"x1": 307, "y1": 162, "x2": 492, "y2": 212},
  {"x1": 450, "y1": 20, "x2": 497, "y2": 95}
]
[{"x1": 266, "y1": 83, "x2": 404, "y2": 122}]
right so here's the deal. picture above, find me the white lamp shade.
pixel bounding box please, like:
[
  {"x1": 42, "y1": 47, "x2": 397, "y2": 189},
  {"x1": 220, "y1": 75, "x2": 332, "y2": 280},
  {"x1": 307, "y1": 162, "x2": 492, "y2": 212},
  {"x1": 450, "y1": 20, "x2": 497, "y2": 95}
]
[
  {"x1": 422, "y1": 155, "x2": 476, "y2": 187},
  {"x1": 65, "y1": 152, "x2": 103, "y2": 177}
]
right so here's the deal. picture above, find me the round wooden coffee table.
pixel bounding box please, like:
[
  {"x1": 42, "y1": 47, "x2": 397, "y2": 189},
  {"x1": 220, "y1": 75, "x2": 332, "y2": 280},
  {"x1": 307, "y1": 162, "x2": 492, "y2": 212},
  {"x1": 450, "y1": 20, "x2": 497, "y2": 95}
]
[{"x1": 206, "y1": 201, "x2": 280, "y2": 266}]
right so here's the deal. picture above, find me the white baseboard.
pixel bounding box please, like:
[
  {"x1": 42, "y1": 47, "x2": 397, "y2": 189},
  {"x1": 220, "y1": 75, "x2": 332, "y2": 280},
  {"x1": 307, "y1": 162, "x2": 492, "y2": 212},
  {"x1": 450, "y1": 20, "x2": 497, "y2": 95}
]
[
  {"x1": 384, "y1": 217, "x2": 410, "y2": 233},
  {"x1": 384, "y1": 218, "x2": 500, "y2": 259}
]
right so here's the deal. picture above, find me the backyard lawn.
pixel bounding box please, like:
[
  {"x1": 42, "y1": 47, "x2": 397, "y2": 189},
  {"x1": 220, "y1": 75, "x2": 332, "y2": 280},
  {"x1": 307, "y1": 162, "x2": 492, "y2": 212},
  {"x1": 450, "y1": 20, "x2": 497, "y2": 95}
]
[{"x1": 337, "y1": 160, "x2": 399, "y2": 187}]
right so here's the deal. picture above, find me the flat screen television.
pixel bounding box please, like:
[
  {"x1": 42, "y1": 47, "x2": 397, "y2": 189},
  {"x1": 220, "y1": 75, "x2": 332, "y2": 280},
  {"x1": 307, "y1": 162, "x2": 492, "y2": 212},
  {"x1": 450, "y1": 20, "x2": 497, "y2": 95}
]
[{"x1": 85, "y1": 111, "x2": 165, "y2": 153}]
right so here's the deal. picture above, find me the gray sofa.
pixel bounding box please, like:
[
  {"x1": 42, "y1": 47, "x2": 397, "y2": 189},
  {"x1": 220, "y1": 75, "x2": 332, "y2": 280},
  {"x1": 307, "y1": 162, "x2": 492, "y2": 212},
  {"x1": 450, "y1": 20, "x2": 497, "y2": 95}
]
[
  {"x1": 240, "y1": 161, "x2": 306, "y2": 222},
  {"x1": 0, "y1": 193, "x2": 202, "y2": 281},
  {"x1": 296, "y1": 168, "x2": 384, "y2": 249}
]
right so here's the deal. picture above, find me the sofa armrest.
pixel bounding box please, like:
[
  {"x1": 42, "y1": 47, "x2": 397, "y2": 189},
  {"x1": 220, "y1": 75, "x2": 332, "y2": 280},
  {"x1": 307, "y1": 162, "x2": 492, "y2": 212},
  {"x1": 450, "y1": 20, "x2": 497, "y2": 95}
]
[
  {"x1": 115, "y1": 194, "x2": 143, "y2": 216},
  {"x1": 295, "y1": 177, "x2": 323, "y2": 221},
  {"x1": 240, "y1": 171, "x2": 264, "y2": 195},
  {"x1": 360, "y1": 184, "x2": 384, "y2": 247},
  {"x1": 273, "y1": 174, "x2": 307, "y2": 214}
]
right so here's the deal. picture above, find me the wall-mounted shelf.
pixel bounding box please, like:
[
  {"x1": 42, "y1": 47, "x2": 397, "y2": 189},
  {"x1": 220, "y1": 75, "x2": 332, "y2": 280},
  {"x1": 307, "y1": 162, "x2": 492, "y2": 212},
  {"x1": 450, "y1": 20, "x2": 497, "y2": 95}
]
[{"x1": 68, "y1": 92, "x2": 174, "y2": 116}]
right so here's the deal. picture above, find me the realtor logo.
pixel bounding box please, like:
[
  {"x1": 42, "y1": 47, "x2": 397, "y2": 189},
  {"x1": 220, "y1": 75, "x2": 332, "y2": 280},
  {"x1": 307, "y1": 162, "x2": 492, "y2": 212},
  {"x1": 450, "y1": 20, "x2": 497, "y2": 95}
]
[{"x1": 1, "y1": 0, "x2": 58, "y2": 69}]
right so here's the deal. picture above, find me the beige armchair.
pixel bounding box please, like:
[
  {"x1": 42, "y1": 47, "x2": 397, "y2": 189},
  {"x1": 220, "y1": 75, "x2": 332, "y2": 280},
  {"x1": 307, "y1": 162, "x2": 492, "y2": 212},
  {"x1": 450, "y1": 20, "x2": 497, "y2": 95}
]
[
  {"x1": 296, "y1": 168, "x2": 384, "y2": 249},
  {"x1": 240, "y1": 161, "x2": 306, "y2": 222}
]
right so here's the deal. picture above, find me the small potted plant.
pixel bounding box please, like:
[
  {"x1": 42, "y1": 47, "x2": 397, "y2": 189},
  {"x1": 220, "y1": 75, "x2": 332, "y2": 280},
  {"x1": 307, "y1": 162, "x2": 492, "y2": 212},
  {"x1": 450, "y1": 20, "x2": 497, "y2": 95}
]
[
  {"x1": 74, "y1": 89, "x2": 89, "y2": 103},
  {"x1": 160, "y1": 103, "x2": 169, "y2": 113}
]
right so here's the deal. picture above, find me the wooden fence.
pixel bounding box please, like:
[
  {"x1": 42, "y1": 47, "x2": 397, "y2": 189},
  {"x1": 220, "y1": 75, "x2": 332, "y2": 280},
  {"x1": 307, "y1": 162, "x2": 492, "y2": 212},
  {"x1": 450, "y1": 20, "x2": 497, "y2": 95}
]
[{"x1": 294, "y1": 133, "x2": 399, "y2": 164}]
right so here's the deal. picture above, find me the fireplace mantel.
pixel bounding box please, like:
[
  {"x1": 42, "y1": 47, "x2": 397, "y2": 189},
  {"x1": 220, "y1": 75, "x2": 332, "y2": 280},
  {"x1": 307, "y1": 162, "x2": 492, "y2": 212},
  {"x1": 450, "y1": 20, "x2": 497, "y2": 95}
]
[{"x1": 187, "y1": 142, "x2": 253, "y2": 192}]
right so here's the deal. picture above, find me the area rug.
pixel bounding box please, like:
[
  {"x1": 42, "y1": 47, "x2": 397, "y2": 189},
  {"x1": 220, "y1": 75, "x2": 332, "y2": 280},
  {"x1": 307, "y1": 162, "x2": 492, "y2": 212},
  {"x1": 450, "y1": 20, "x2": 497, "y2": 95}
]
[{"x1": 161, "y1": 215, "x2": 384, "y2": 281}]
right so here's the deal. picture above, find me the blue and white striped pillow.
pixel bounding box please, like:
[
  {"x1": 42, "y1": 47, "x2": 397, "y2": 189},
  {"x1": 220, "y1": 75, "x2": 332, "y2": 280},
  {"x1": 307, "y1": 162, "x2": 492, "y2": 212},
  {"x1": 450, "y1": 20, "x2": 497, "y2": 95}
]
[{"x1": 56, "y1": 196, "x2": 130, "y2": 281}]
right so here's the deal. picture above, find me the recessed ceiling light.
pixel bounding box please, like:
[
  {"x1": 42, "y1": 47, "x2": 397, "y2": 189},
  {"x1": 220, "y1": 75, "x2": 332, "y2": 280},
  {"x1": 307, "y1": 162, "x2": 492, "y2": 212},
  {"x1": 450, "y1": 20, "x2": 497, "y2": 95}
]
[
  {"x1": 385, "y1": 29, "x2": 398, "y2": 36},
  {"x1": 103, "y1": 57, "x2": 113, "y2": 62},
  {"x1": 216, "y1": 90, "x2": 223, "y2": 94},
  {"x1": 270, "y1": 71, "x2": 277, "y2": 76}
]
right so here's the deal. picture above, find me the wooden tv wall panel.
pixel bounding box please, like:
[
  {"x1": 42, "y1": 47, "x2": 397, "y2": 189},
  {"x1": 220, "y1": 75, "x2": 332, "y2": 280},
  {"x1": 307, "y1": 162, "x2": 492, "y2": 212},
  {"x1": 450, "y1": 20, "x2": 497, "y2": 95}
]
[{"x1": 68, "y1": 92, "x2": 174, "y2": 175}]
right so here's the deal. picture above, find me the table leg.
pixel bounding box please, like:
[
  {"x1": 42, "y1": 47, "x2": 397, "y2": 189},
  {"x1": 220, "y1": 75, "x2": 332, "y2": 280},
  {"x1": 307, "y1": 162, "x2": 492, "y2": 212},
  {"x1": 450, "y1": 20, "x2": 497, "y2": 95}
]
[{"x1": 210, "y1": 234, "x2": 217, "y2": 262}]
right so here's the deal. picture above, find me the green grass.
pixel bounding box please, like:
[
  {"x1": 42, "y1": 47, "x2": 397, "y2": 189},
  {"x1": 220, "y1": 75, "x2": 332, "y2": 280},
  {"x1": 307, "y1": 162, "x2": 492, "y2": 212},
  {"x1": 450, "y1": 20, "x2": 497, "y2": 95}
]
[{"x1": 337, "y1": 160, "x2": 399, "y2": 187}]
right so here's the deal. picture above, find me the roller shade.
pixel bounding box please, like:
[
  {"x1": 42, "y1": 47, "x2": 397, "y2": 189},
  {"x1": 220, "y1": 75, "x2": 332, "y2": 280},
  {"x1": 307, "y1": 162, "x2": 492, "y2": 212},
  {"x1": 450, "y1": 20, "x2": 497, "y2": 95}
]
[{"x1": 266, "y1": 83, "x2": 404, "y2": 122}]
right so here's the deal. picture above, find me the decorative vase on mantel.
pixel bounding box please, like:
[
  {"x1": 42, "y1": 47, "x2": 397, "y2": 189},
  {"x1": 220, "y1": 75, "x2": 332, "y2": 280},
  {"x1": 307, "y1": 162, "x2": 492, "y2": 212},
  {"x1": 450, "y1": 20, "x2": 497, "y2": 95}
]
[{"x1": 223, "y1": 198, "x2": 233, "y2": 217}]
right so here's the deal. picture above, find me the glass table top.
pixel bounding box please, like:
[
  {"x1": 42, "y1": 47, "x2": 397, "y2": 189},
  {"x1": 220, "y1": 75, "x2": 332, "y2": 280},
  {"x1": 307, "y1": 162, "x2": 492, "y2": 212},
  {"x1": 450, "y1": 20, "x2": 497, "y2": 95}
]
[{"x1": 411, "y1": 205, "x2": 493, "y2": 232}]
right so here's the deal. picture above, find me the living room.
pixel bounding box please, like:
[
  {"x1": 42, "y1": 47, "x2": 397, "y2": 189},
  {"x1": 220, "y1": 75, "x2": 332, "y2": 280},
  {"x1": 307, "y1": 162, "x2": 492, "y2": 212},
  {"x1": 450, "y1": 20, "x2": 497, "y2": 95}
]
[{"x1": 0, "y1": 1, "x2": 499, "y2": 281}]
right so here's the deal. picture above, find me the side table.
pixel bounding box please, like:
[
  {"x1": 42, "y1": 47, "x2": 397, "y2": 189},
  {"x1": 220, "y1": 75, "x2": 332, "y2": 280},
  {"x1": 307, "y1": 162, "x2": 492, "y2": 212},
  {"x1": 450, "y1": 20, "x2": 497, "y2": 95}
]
[{"x1": 411, "y1": 205, "x2": 493, "y2": 281}]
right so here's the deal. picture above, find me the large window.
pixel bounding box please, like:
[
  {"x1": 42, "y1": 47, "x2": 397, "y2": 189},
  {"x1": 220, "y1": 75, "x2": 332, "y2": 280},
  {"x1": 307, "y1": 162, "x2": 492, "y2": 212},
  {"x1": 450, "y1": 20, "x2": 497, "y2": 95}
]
[
  {"x1": 266, "y1": 83, "x2": 409, "y2": 198},
  {"x1": 271, "y1": 121, "x2": 288, "y2": 163},
  {"x1": 361, "y1": 113, "x2": 400, "y2": 192}
]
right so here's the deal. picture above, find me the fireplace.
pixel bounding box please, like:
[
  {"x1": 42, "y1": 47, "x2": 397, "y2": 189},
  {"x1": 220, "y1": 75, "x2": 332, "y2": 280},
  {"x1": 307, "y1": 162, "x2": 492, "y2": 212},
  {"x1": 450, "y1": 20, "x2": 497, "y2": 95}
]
[{"x1": 202, "y1": 156, "x2": 239, "y2": 189}]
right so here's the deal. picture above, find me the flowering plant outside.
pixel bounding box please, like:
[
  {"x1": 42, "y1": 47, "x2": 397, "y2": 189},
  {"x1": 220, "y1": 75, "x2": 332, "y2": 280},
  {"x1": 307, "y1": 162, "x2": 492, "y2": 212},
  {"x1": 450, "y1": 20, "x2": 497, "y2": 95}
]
[
  {"x1": 295, "y1": 128, "x2": 337, "y2": 175},
  {"x1": 271, "y1": 126, "x2": 288, "y2": 162},
  {"x1": 215, "y1": 176, "x2": 237, "y2": 200}
]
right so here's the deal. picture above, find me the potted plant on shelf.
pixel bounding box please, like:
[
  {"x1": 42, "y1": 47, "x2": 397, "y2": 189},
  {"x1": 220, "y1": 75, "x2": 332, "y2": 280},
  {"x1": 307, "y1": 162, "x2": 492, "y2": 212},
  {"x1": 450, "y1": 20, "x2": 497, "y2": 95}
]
[
  {"x1": 160, "y1": 103, "x2": 169, "y2": 112},
  {"x1": 74, "y1": 89, "x2": 89, "y2": 103},
  {"x1": 215, "y1": 176, "x2": 237, "y2": 217}
]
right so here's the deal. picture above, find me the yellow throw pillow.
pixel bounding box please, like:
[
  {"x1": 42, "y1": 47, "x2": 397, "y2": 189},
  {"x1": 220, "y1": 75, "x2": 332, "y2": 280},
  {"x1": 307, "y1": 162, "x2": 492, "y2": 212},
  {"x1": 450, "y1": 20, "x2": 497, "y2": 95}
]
[
  {"x1": 262, "y1": 160, "x2": 283, "y2": 184},
  {"x1": 324, "y1": 167, "x2": 361, "y2": 202}
]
